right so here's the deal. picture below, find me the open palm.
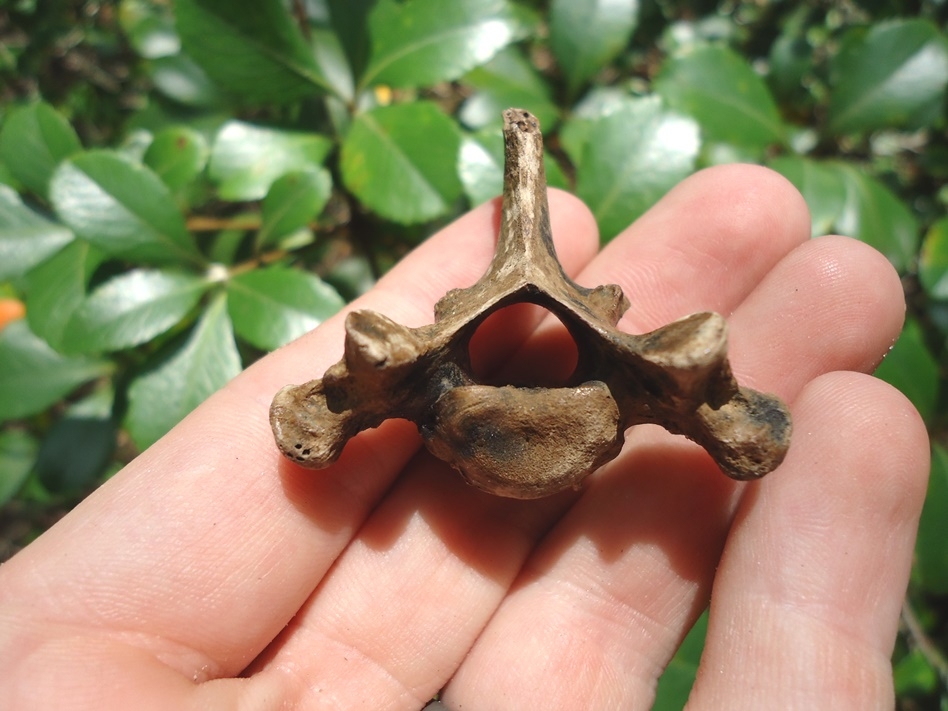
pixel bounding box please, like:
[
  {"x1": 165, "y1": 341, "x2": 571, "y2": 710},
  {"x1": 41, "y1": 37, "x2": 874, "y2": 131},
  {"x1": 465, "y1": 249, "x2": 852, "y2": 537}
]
[{"x1": 0, "y1": 165, "x2": 928, "y2": 710}]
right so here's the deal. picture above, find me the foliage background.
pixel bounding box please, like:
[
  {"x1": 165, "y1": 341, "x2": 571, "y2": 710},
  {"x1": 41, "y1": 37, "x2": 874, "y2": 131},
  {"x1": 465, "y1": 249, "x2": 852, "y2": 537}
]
[{"x1": 1, "y1": 0, "x2": 947, "y2": 707}]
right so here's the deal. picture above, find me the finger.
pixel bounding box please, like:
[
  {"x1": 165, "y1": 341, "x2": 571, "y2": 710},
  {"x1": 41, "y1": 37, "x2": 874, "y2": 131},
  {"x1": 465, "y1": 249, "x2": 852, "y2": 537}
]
[
  {"x1": 443, "y1": 235, "x2": 906, "y2": 708},
  {"x1": 686, "y1": 373, "x2": 929, "y2": 710},
  {"x1": 252, "y1": 165, "x2": 814, "y2": 707},
  {"x1": 0, "y1": 191, "x2": 601, "y2": 682}
]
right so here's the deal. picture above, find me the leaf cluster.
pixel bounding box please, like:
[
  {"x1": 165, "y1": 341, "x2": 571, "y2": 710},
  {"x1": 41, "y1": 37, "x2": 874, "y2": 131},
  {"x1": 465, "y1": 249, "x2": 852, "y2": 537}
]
[{"x1": 2, "y1": 0, "x2": 948, "y2": 705}]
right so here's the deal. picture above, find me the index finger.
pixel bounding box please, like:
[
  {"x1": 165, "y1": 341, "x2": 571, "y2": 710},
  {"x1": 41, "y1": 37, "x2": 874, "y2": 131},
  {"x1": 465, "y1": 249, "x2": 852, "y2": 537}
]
[{"x1": 0, "y1": 191, "x2": 601, "y2": 678}]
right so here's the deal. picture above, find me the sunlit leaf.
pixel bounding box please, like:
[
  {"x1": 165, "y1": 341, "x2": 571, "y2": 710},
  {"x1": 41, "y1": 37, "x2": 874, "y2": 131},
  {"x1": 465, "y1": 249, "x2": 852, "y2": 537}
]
[
  {"x1": 0, "y1": 320, "x2": 112, "y2": 420},
  {"x1": 175, "y1": 0, "x2": 331, "y2": 101},
  {"x1": 227, "y1": 266, "x2": 344, "y2": 350},
  {"x1": 26, "y1": 240, "x2": 104, "y2": 351},
  {"x1": 209, "y1": 121, "x2": 333, "y2": 201},
  {"x1": 126, "y1": 293, "x2": 241, "y2": 448},
  {"x1": 573, "y1": 95, "x2": 699, "y2": 241},
  {"x1": 828, "y1": 19, "x2": 948, "y2": 134},
  {"x1": 459, "y1": 47, "x2": 559, "y2": 130},
  {"x1": 340, "y1": 102, "x2": 463, "y2": 224},
  {"x1": 0, "y1": 102, "x2": 82, "y2": 199},
  {"x1": 258, "y1": 169, "x2": 332, "y2": 249},
  {"x1": 653, "y1": 610, "x2": 707, "y2": 709},
  {"x1": 0, "y1": 185, "x2": 73, "y2": 281},
  {"x1": 362, "y1": 0, "x2": 526, "y2": 88},
  {"x1": 655, "y1": 44, "x2": 784, "y2": 153},
  {"x1": 62, "y1": 268, "x2": 209, "y2": 354},
  {"x1": 549, "y1": 0, "x2": 638, "y2": 96},
  {"x1": 143, "y1": 126, "x2": 209, "y2": 190},
  {"x1": 50, "y1": 150, "x2": 202, "y2": 265}
]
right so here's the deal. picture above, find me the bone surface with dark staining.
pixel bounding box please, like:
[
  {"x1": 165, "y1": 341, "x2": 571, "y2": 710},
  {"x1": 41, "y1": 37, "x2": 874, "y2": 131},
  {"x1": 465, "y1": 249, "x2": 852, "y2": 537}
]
[{"x1": 270, "y1": 108, "x2": 792, "y2": 498}]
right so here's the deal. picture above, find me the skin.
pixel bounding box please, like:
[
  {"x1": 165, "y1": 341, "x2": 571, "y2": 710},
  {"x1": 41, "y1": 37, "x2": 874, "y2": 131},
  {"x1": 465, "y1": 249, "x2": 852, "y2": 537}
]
[{"x1": 0, "y1": 164, "x2": 929, "y2": 710}]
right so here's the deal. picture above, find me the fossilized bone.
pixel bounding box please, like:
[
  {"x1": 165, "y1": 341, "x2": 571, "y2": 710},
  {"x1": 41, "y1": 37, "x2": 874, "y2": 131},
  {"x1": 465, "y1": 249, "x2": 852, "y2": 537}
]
[{"x1": 270, "y1": 108, "x2": 791, "y2": 498}]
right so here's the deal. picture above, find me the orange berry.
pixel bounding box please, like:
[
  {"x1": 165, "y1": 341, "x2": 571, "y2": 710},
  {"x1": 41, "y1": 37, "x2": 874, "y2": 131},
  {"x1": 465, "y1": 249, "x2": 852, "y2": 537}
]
[{"x1": 0, "y1": 298, "x2": 26, "y2": 332}]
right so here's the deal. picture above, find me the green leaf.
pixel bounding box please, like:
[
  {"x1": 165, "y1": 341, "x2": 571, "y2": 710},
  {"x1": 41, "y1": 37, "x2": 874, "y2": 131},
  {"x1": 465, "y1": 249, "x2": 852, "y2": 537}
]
[
  {"x1": 0, "y1": 429, "x2": 38, "y2": 506},
  {"x1": 893, "y1": 648, "x2": 939, "y2": 697},
  {"x1": 328, "y1": 0, "x2": 375, "y2": 80},
  {"x1": 362, "y1": 0, "x2": 525, "y2": 89},
  {"x1": 149, "y1": 53, "x2": 228, "y2": 108},
  {"x1": 143, "y1": 126, "x2": 209, "y2": 191},
  {"x1": 126, "y1": 293, "x2": 241, "y2": 449},
  {"x1": 828, "y1": 19, "x2": 948, "y2": 134},
  {"x1": 653, "y1": 610, "x2": 707, "y2": 709},
  {"x1": 49, "y1": 150, "x2": 202, "y2": 265},
  {"x1": 175, "y1": 0, "x2": 332, "y2": 102},
  {"x1": 120, "y1": 0, "x2": 180, "y2": 59},
  {"x1": 0, "y1": 319, "x2": 112, "y2": 420},
  {"x1": 26, "y1": 240, "x2": 104, "y2": 351},
  {"x1": 0, "y1": 102, "x2": 82, "y2": 199},
  {"x1": 0, "y1": 184, "x2": 74, "y2": 281},
  {"x1": 768, "y1": 156, "x2": 847, "y2": 237},
  {"x1": 258, "y1": 169, "x2": 332, "y2": 249},
  {"x1": 209, "y1": 121, "x2": 333, "y2": 201},
  {"x1": 915, "y1": 444, "x2": 948, "y2": 594},
  {"x1": 35, "y1": 414, "x2": 116, "y2": 495},
  {"x1": 549, "y1": 0, "x2": 638, "y2": 96},
  {"x1": 459, "y1": 47, "x2": 559, "y2": 130},
  {"x1": 920, "y1": 218, "x2": 948, "y2": 298},
  {"x1": 655, "y1": 44, "x2": 784, "y2": 154},
  {"x1": 341, "y1": 102, "x2": 463, "y2": 224},
  {"x1": 62, "y1": 268, "x2": 209, "y2": 354},
  {"x1": 227, "y1": 266, "x2": 344, "y2": 350},
  {"x1": 874, "y1": 319, "x2": 939, "y2": 423},
  {"x1": 573, "y1": 95, "x2": 699, "y2": 241},
  {"x1": 834, "y1": 165, "x2": 919, "y2": 273}
]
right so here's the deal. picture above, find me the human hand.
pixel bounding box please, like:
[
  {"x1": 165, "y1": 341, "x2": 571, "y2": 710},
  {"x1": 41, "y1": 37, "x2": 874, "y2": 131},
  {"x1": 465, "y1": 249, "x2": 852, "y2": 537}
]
[{"x1": 0, "y1": 165, "x2": 928, "y2": 710}]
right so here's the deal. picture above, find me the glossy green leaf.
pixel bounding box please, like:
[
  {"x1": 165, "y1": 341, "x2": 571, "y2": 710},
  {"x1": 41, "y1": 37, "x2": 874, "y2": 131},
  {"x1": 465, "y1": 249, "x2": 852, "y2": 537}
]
[
  {"x1": 0, "y1": 102, "x2": 82, "y2": 199},
  {"x1": 62, "y1": 268, "x2": 209, "y2": 354},
  {"x1": 915, "y1": 444, "x2": 948, "y2": 594},
  {"x1": 120, "y1": 0, "x2": 180, "y2": 59},
  {"x1": 549, "y1": 0, "x2": 638, "y2": 95},
  {"x1": 574, "y1": 95, "x2": 699, "y2": 241},
  {"x1": 26, "y1": 240, "x2": 104, "y2": 351},
  {"x1": 459, "y1": 47, "x2": 559, "y2": 130},
  {"x1": 558, "y1": 86, "x2": 631, "y2": 166},
  {"x1": 143, "y1": 126, "x2": 209, "y2": 190},
  {"x1": 655, "y1": 44, "x2": 784, "y2": 153},
  {"x1": 175, "y1": 0, "x2": 331, "y2": 102},
  {"x1": 49, "y1": 150, "x2": 202, "y2": 265},
  {"x1": 0, "y1": 185, "x2": 73, "y2": 281},
  {"x1": 362, "y1": 0, "x2": 525, "y2": 88},
  {"x1": 654, "y1": 610, "x2": 707, "y2": 709},
  {"x1": 0, "y1": 320, "x2": 112, "y2": 420},
  {"x1": 341, "y1": 103, "x2": 463, "y2": 224},
  {"x1": 828, "y1": 19, "x2": 948, "y2": 134},
  {"x1": 768, "y1": 156, "x2": 847, "y2": 237},
  {"x1": 0, "y1": 429, "x2": 38, "y2": 506},
  {"x1": 918, "y1": 217, "x2": 948, "y2": 298},
  {"x1": 258, "y1": 169, "x2": 332, "y2": 249},
  {"x1": 227, "y1": 266, "x2": 344, "y2": 350},
  {"x1": 328, "y1": 0, "x2": 375, "y2": 80},
  {"x1": 874, "y1": 319, "x2": 939, "y2": 423},
  {"x1": 150, "y1": 53, "x2": 228, "y2": 108},
  {"x1": 126, "y1": 293, "x2": 241, "y2": 449},
  {"x1": 35, "y1": 414, "x2": 116, "y2": 494},
  {"x1": 209, "y1": 121, "x2": 333, "y2": 201},
  {"x1": 834, "y1": 165, "x2": 919, "y2": 273}
]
